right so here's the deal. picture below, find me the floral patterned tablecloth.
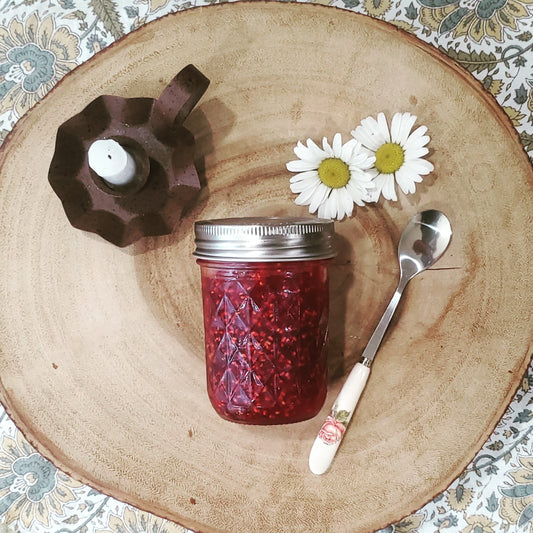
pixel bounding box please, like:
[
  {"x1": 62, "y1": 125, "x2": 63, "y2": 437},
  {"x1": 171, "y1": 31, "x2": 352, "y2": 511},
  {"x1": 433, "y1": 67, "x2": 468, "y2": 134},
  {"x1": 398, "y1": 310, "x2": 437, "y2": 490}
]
[{"x1": 0, "y1": 1, "x2": 532, "y2": 532}]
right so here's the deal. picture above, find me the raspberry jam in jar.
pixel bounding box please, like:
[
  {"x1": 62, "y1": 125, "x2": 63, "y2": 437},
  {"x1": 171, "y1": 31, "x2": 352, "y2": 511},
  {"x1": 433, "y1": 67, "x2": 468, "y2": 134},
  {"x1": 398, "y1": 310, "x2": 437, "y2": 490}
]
[{"x1": 194, "y1": 217, "x2": 335, "y2": 424}]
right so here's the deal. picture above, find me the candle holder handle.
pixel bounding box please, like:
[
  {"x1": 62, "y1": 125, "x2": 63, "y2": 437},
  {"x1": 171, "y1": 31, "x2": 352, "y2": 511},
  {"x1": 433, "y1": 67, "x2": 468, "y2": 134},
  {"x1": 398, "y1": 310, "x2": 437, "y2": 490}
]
[{"x1": 153, "y1": 64, "x2": 210, "y2": 131}]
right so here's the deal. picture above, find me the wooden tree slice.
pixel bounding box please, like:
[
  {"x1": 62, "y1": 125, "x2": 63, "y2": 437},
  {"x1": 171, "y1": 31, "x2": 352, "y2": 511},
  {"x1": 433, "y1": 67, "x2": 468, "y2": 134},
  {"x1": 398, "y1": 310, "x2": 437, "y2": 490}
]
[{"x1": 0, "y1": 3, "x2": 532, "y2": 532}]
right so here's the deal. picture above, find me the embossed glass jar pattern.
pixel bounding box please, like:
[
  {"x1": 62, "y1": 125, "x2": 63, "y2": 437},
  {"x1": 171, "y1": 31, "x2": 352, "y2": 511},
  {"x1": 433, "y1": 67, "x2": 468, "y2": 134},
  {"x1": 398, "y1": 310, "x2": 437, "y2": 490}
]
[{"x1": 194, "y1": 217, "x2": 335, "y2": 424}]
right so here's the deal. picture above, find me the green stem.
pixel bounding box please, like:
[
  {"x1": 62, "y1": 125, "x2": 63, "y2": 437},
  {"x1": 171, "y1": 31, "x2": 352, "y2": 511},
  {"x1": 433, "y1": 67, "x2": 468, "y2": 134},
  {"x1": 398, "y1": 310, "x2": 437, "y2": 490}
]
[
  {"x1": 453, "y1": 42, "x2": 533, "y2": 70},
  {"x1": 54, "y1": 496, "x2": 110, "y2": 533}
]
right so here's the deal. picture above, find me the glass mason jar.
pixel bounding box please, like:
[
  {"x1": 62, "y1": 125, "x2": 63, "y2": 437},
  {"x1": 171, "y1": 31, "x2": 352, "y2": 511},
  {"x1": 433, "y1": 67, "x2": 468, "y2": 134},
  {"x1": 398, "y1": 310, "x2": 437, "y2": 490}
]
[{"x1": 193, "y1": 217, "x2": 335, "y2": 424}]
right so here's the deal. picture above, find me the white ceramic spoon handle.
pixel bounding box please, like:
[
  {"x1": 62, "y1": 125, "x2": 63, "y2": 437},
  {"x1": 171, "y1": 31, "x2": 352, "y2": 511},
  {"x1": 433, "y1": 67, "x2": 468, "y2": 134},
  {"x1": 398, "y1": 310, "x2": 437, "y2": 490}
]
[{"x1": 309, "y1": 361, "x2": 371, "y2": 475}]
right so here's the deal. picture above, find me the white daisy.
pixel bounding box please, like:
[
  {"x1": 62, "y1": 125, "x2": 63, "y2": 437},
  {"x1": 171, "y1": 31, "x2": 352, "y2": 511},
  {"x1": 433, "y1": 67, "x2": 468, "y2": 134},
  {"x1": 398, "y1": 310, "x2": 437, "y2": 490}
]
[
  {"x1": 351, "y1": 112, "x2": 434, "y2": 202},
  {"x1": 286, "y1": 133, "x2": 376, "y2": 221}
]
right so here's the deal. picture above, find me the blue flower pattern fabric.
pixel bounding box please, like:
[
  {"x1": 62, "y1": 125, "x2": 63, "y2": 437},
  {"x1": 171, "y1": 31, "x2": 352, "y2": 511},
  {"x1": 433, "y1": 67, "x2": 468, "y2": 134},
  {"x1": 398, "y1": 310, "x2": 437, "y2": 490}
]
[{"x1": 0, "y1": 0, "x2": 532, "y2": 532}]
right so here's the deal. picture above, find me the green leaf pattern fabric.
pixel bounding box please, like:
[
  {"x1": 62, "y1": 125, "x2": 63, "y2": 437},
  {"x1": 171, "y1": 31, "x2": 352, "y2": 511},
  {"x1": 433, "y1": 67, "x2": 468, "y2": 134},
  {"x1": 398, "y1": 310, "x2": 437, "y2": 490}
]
[{"x1": 0, "y1": 0, "x2": 532, "y2": 532}]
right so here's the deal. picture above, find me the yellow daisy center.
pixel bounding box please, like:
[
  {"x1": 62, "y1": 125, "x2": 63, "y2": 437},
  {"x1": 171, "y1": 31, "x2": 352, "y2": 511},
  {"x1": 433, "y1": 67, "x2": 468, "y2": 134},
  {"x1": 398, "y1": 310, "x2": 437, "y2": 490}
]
[
  {"x1": 317, "y1": 158, "x2": 350, "y2": 188},
  {"x1": 375, "y1": 143, "x2": 405, "y2": 174}
]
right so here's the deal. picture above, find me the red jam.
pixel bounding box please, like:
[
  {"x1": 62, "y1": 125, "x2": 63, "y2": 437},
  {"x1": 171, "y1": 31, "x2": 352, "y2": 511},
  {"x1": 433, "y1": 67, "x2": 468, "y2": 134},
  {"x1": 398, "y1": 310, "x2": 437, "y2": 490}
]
[{"x1": 197, "y1": 259, "x2": 330, "y2": 424}]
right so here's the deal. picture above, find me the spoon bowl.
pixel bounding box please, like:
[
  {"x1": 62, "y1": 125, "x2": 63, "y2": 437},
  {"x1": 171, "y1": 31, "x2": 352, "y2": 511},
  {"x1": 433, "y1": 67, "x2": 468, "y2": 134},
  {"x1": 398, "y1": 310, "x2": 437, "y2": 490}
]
[{"x1": 398, "y1": 209, "x2": 453, "y2": 283}]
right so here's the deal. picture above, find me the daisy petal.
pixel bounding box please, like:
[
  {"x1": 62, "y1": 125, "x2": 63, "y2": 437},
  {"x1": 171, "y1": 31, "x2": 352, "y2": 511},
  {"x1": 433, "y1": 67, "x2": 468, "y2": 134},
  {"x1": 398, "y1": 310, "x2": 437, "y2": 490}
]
[
  {"x1": 332, "y1": 133, "x2": 343, "y2": 158},
  {"x1": 339, "y1": 187, "x2": 354, "y2": 218},
  {"x1": 403, "y1": 147, "x2": 429, "y2": 159},
  {"x1": 399, "y1": 113, "x2": 417, "y2": 145},
  {"x1": 391, "y1": 112, "x2": 417, "y2": 146},
  {"x1": 341, "y1": 138, "x2": 356, "y2": 162},
  {"x1": 368, "y1": 173, "x2": 387, "y2": 202},
  {"x1": 395, "y1": 166, "x2": 417, "y2": 195},
  {"x1": 390, "y1": 113, "x2": 403, "y2": 144},
  {"x1": 346, "y1": 179, "x2": 367, "y2": 206},
  {"x1": 365, "y1": 167, "x2": 379, "y2": 180},
  {"x1": 368, "y1": 189, "x2": 380, "y2": 203},
  {"x1": 322, "y1": 137, "x2": 334, "y2": 157},
  {"x1": 351, "y1": 113, "x2": 390, "y2": 151},
  {"x1": 351, "y1": 126, "x2": 380, "y2": 152},
  {"x1": 325, "y1": 189, "x2": 339, "y2": 219},
  {"x1": 306, "y1": 138, "x2": 330, "y2": 160},
  {"x1": 377, "y1": 113, "x2": 391, "y2": 143},
  {"x1": 405, "y1": 125, "x2": 428, "y2": 141},
  {"x1": 295, "y1": 181, "x2": 321, "y2": 206},
  {"x1": 334, "y1": 190, "x2": 348, "y2": 220},
  {"x1": 317, "y1": 194, "x2": 332, "y2": 219},
  {"x1": 350, "y1": 149, "x2": 376, "y2": 170},
  {"x1": 349, "y1": 167, "x2": 374, "y2": 184},
  {"x1": 286, "y1": 159, "x2": 319, "y2": 172},
  {"x1": 290, "y1": 175, "x2": 320, "y2": 193},
  {"x1": 403, "y1": 133, "x2": 430, "y2": 151},
  {"x1": 289, "y1": 170, "x2": 318, "y2": 183},
  {"x1": 308, "y1": 183, "x2": 331, "y2": 214},
  {"x1": 294, "y1": 141, "x2": 323, "y2": 165},
  {"x1": 403, "y1": 158, "x2": 434, "y2": 175},
  {"x1": 325, "y1": 191, "x2": 340, "y2": 220},
  {"x1": 380, "y1": 174, "x2": 397, "y2": 201}
]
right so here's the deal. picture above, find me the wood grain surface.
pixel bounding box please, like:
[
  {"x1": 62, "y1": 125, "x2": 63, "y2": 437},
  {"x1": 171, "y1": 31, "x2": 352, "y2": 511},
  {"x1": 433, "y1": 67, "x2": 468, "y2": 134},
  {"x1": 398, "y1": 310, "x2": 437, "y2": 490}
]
[{"x1": 0, "y1": 3, "x2": 531, "y2": 532}]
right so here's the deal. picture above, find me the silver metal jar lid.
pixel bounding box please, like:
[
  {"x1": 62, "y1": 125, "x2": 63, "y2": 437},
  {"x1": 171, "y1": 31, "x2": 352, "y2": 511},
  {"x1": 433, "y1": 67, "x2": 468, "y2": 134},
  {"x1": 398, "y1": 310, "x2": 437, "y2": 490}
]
[{"x1": 193, "y1": 217, "x2": 336, "y2": 262}]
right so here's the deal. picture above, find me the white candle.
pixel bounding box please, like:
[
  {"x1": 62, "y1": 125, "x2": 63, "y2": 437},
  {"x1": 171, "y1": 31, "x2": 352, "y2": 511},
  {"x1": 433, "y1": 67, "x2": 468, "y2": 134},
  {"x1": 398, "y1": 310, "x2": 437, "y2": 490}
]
[{"x1": 88, "y1": 139, "x2": 136, "y2": 187}]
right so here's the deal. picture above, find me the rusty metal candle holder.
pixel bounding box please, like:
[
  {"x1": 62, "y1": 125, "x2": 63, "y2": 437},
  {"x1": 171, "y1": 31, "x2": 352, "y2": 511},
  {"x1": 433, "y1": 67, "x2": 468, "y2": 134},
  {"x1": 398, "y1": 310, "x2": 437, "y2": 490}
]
[{"x1": 48, "y1": 64, "x2": 209, "y2": 247}]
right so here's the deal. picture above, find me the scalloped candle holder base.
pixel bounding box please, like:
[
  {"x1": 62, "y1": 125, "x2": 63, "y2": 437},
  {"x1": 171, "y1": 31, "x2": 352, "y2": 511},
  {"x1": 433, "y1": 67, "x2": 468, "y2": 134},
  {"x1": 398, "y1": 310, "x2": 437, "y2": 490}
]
[{"x1": 48, "y1": 64, "x2": 210, "y2": 247}]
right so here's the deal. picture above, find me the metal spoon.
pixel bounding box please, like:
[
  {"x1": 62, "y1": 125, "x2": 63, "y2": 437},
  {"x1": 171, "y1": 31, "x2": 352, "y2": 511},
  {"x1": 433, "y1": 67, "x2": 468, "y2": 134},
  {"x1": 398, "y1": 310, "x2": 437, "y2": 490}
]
[{"x1": 309, "y1": 209, "x2": 452, "y2": 475}]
